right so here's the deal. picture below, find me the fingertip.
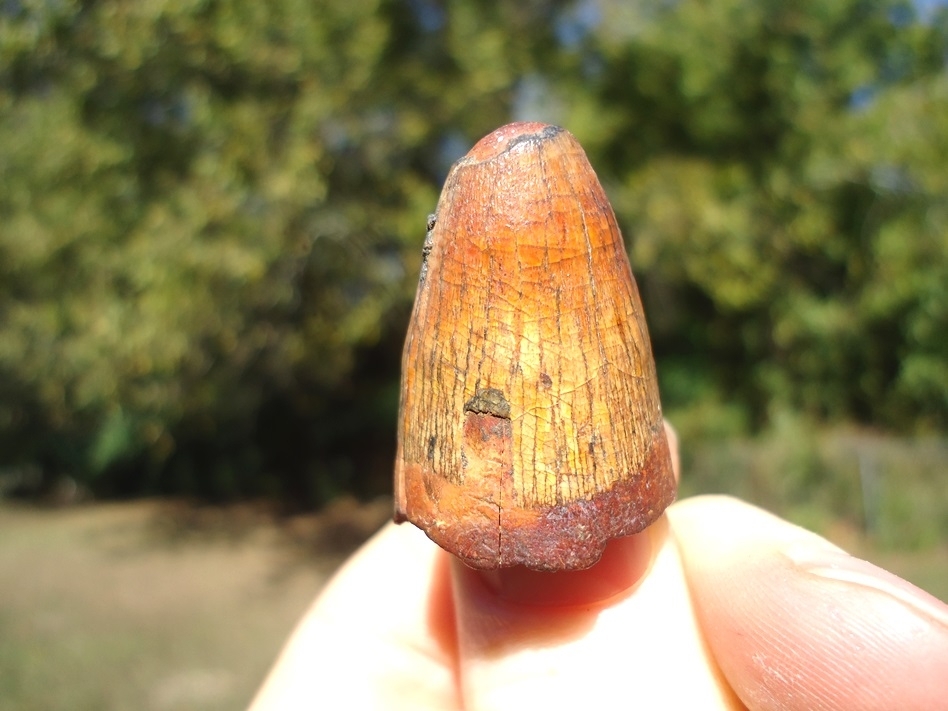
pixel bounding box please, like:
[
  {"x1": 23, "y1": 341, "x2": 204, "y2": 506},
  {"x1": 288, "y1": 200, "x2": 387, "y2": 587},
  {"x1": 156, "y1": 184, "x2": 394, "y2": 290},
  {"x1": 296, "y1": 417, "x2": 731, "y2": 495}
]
[
  {"x1": 670, "y1": 496, "x2": 948, "y2": 711},
  {"x1": 447, "y1": 522, "x2": 662, "y2": 669},
  {"x1": 251, "y1": 522, "x2": 461, "y2": 711},
  {"x1": 454, "y1": 527, "x2": 655, "y2": 609},
  {"x1": 449, "y1": 514, "x2": 741, "y2": 710}
]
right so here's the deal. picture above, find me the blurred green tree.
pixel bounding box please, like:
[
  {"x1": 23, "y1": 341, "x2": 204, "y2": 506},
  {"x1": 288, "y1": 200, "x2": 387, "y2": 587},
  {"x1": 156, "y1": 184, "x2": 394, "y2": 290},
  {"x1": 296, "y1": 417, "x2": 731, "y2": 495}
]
[
  {"x1": 0, "y1": 0, "x2": 569, "y2": 499},
  {"x1": 554, "y1": 0, "x2": 948, "y2": 430},
  {"x1": 0, "y1": 0, "x2": 944, "y2": 501}
]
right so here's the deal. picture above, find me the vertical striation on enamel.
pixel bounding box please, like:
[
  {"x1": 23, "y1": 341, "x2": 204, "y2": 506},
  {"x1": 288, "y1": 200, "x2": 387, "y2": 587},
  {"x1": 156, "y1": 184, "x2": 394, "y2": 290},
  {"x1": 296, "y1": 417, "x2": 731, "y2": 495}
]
[{"x1": 394, "y1": 122, "x2": 676, "y2": 571}]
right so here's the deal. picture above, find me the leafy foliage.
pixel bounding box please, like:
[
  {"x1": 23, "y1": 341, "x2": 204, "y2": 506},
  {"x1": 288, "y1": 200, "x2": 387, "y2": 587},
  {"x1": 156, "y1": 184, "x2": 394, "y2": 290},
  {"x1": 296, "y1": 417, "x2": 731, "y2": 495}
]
[
  {"x1": 568, "y1": 0, "x2": 948, "y2": 428},
  {"x1": 0, "y1": 0, "x2": 945, "y2": 499}
]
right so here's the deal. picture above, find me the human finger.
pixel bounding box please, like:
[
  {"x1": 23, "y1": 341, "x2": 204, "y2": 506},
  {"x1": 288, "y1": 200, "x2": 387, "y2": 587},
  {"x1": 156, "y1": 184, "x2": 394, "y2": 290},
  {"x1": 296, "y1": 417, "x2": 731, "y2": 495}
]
[
  {"x1": 449, "y1": 420, "x2": 742, "y2": 710},
  {"x1": 451, "y1": 517, "x2": 742, "y2": 710},
  {"x1": 248, "y1": 522, "x2": 460, "y2": 711},
  {"x1": 670, "y1": 495, "x2": 948, "y2": 711}
]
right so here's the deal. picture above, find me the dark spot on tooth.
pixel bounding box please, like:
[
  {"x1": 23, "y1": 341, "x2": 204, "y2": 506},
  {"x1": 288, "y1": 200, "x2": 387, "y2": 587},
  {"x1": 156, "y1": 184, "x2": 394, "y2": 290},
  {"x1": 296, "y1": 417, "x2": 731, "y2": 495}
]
[{"x1": 463, "y1": 387, "x2": 511, "y2": 419}]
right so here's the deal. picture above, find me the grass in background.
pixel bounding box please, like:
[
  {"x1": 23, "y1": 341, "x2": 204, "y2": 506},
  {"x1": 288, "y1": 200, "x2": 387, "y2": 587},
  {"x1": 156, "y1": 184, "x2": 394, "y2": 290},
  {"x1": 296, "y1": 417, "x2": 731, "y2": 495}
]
[{"x1": 0, "y1": 499, "x2": 389, "y2": 711}]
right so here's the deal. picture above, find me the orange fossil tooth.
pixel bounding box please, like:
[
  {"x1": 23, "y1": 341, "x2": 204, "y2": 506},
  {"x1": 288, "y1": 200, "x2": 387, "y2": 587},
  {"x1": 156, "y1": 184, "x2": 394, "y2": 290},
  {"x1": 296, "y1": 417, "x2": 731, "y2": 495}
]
[{"x1": 394, "y1": 122, "x2": 676, "y2": 571}]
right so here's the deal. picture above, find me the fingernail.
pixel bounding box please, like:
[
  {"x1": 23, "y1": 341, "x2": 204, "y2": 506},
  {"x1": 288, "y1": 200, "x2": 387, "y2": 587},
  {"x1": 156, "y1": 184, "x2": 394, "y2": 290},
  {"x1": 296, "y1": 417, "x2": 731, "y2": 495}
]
[
  {"x1": 455, "y1": 525, "x2": 657, "y2": 607},
  {"x1": 785, "y1": 544, "x2": 948, "y2": 629}
]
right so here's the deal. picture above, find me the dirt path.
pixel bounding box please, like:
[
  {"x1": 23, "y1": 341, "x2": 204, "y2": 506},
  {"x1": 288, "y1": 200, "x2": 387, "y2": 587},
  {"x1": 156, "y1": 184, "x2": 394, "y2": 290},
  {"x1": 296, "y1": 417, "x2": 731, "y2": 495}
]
[{"x1": 0, "y1": 498, "x2": 389, "y2": 711}]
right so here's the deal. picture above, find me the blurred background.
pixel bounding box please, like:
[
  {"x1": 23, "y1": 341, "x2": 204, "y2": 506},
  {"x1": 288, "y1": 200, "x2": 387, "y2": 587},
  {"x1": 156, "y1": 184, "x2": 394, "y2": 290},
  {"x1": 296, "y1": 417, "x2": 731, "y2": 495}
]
[{"x1": 1, "y1": 0, "x2": 946, "y2": 708}]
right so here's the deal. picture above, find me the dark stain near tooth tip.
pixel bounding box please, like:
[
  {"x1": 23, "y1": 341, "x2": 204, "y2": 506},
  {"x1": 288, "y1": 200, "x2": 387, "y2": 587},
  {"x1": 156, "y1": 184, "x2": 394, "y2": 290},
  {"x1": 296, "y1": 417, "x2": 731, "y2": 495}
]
[
  {"x1": 506, "y1": 124, "x2": 564, "y2": 152},
  {"x1": 427, "y1": 435, "x2": 437, "y2": 461},
  {"x1": 539, "y1": 373, "x2": 552, "y2": 388},
  {"x1": 463, "y1": 388, "x2": 511, "y2": 419}
]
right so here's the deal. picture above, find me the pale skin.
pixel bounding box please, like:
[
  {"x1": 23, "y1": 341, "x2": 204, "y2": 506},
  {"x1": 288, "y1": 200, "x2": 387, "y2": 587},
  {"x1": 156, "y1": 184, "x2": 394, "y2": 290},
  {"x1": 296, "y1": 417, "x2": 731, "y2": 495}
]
[{"x1": 250, "y1": 423, "x2": 948, "y2": 710}]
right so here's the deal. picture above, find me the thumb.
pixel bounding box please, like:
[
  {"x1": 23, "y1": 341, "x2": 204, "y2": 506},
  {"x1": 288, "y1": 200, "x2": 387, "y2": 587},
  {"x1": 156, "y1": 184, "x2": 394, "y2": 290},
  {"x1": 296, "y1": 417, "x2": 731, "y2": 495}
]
[
  {"x1": 449, "y1": 519, "x2": 740, "y2": 711},
  {"x1": 670, "y1": 496, "x2": 948, "y2": 711},
  {"x1": 448, "y1": 422, "x2": 740, "y2": 710}
]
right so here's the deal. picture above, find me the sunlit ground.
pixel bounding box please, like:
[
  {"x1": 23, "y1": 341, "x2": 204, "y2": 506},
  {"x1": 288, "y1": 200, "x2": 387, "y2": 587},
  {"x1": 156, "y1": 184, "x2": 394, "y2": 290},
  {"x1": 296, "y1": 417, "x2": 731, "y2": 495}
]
[{"x1": 0, "y1": 498, "x2": 389, "y2": 711}]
